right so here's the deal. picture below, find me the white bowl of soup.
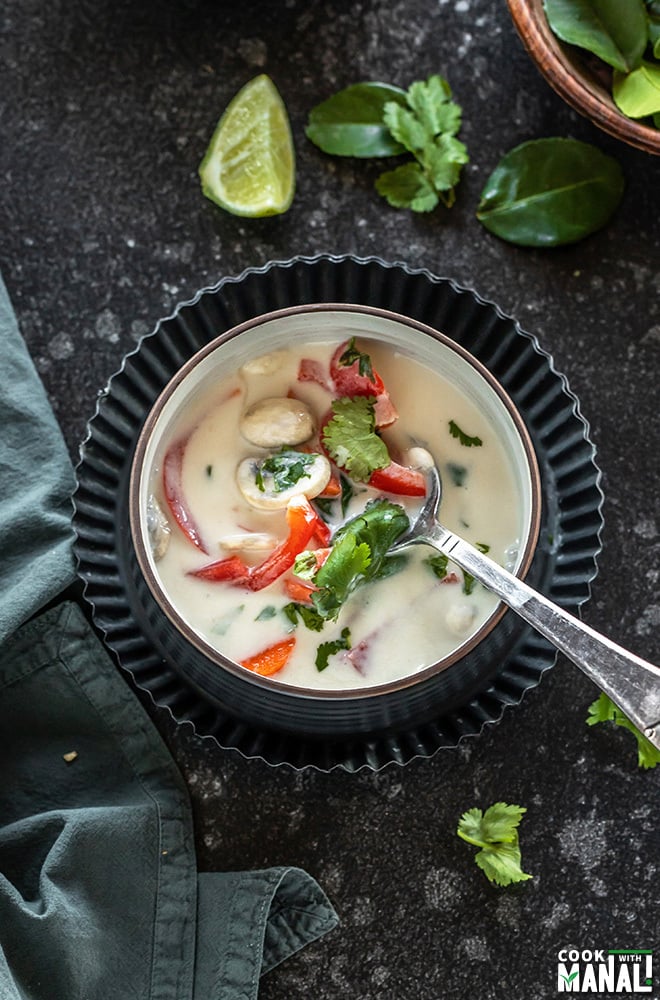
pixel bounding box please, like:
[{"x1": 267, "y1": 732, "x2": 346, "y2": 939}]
[{"x1": 129, "y1": 304, "x2": 541, "y2": 737}]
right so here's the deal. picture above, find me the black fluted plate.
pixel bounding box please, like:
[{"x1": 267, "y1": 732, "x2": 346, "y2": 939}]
[{"x1": 73, "y1": 255, "x2": 603, "y2": 772}]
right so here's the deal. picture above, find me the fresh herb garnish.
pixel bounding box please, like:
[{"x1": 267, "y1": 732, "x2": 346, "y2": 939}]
[
  {"x1": 292, "y1": 550, "x2": 319, "y2": 581},
  {"x1": 587, "y1": 692, "x2": 660, "y2": 769},
  {"x1": 306, "y1": 75, "x2": 468, "y2": 214},
  {"x1": 447, "y1": 462, "x2": 468, "y2": 487},
  {"x1": 449, "y1": 420, "x2": 483, "y2": 448},
  {"x1": 477, "y1": 138, "x2": 625, "y2": 247},
  {"x1": 254, "y1": 449, "x2": 317, "y2": 493},
  {"x1": 283, "y1": 602, "x2": 326, "y2": 633},
  {"x1": 338, "y1": 337, "x2": 375, "y2": 380},
  {"x1": 312, "y1": 475, "x2": 356, "y2": 519},
  {"x1": 322, "y1": 397, "x2": 390, "y2": 482},
  {"x1": 312, "y1": 499, "x2": 409, "y2": 620},
  {"x1": 206, "y1": 464, "x2": 213, "y2": 478},
  {"x1": 376, "y1": 75, "x2": 468, "y2": 211},
  {"x1": 316, "y1": 627, "x2": 351, "y2": 671},
  {"x1": 255, "y1": 605, "x2": 277, "y2": 621},
  {"x1": 457, "y1": 802, "x2": 532, "y2": 887},
  {"x1": 462, "y1": 543, "x2": 490, "y2": 595},
  {"x1": 425, "y1": 553, "x2": 449, "y2": 580}
]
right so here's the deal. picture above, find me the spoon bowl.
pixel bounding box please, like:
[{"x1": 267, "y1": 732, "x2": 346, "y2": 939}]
[{"x1": 392, "y1": 449, "x2": 660, "y2": 750}]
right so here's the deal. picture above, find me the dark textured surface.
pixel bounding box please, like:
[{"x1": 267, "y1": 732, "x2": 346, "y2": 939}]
[{"x1": 2, "y1": 1, "x2": 660, "y2": 997}]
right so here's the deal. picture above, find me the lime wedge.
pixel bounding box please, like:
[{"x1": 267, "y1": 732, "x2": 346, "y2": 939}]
[{"x1": 199, "y1": 75, "x2": 295, "y2": 217}]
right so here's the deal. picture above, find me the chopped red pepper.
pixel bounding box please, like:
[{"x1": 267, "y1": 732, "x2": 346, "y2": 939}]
[
  {"x1": 330, "y1": 339, "x2": 385, "y2": 397},
  {"x1": 162, "y1": 438, "x2": 209, "y2": 553},
  {"x1": 298, "y1": 357, "x2": 331, "y2": 390},
  {"x1": 284, "y1": 578, "x2": 317, "y2": 603},
  {"x1": 240, "y1": 636, "x2": 296, "y2": 676},
  {"x1": 368, "y1": 461, "x2": 426, "y2": 496},
  {"x1": 188, "y1": 495, "x2": 323, "y2": 591}
]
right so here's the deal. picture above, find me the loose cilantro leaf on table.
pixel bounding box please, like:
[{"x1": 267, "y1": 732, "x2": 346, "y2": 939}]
[
  {"x1": 457, "y1": 802, "x2": 532, "y2": 887},
  {"x1": 306, "y1": 74, "x2": 468, "y2": 214},
  {"x1": 322, "y1": 396, "x2": 390, "y2": 482},
  {"x1": 316, "y1": 627, "x2": 351, "y2": 671},
  {"x1": 587, "y1": 692, "x2": 660, "y2": 769},
  {"x1": 449, "y1": 419, "x2": 483, "y2": 448},
  {"x1": 312, "y1": 499, "x2": 409, "y2": 620}
]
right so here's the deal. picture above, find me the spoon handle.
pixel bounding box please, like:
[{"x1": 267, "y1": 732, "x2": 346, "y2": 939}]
[{"x1": 431, "y1": 527, "x2": 660, "y2": 750}]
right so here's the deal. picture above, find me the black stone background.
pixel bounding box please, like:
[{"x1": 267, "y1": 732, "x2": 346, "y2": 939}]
[{"x1": 2, "y1": 1, "x2": 660, "y2": 997}]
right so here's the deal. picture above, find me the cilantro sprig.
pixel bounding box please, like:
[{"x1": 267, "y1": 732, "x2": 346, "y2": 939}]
[
  {"x1": 322, "y1": 396, "x2": 390, "y2": 482},
  {"x1": 377, "y1": 76, "x2": 469, "y2": 212},
  {"x1": 587, "y1": 692, "x2": 660, "y2": 769},
  {"x1": 338, "y1": 337, "x2": 375, "y2": 380},
  {"x1": 306, "y1": 74, "x2": 468, "y2": 214},
  {"x1": 457, "y1": 802, "x2": 532, "y2": 887},
  {"x1": 316, "y1": 627, "x2": 351, "y2": 672},
  {"x1": 312, "y1": 499, "x2": 409, "y2": 621}
]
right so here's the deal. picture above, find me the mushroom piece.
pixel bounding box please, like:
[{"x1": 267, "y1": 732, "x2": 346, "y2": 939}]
[
  {"x1": 237, "y1": 452, "x2": 332, "y2": 510},
  {"x1": 239, "y1": 397, "x2": 315, "y2": 448},
  {"x1": 240, "y1": 350, "x2": 288, "y2": 376},
  {"x1": 146, "y1": 494, "x2": 171, "y2": 561}
]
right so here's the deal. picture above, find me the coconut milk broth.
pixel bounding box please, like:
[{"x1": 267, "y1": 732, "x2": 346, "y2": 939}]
[{"x1": 149, "y1": 339, "x2": 522, "y2": 690}]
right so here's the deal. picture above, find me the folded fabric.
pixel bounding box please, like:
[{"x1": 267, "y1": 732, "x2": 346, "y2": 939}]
[{"x1": 0, "y1": 273, "x2": 338, "y2": 999}]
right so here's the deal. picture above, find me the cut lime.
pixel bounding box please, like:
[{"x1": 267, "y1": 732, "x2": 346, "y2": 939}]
[{"x1": 199, "y1": 75, "x2": 295, "y2": 218}]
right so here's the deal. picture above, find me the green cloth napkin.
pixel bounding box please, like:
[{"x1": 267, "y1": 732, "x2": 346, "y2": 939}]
[{"x1": 0, "y1": 273, "x2": 338, "y2": 1000}]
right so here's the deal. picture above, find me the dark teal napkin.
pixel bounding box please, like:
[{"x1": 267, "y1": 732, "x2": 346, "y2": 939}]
[{"x1": 0, "y1": 273, "x2": 338, "y2": 1000}]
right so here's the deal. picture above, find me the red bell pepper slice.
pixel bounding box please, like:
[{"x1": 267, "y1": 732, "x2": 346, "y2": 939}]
[
  {"x1": 240, "y1": 636, "x2": 296, "y2": 676},
  {"x1": 188, "y1": 495, "x2": 324, "y2": 591},
  {"x1": 330, "y1": 339, "x2": 385, "y2": 397},
  {"x1": 368, "y1": 461, "x2": 426, "y2": 496},
  {"x1": 162, "y1": 438, "x2": 209, "y2": 553}
]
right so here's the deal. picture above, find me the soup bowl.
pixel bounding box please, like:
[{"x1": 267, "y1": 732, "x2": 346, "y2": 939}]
[{"x1": 128, "y1": 303, "x2": 542, "y2": 738}]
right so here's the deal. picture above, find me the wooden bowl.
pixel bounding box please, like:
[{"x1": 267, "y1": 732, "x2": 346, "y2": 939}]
[{"x1": 507, "y1": 0, "x2": 660, "y2": 155}]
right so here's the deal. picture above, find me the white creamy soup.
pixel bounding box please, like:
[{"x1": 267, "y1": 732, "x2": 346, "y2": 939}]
[{"x1": 146, "y1": 336, "x2": 523, "y2": 690}]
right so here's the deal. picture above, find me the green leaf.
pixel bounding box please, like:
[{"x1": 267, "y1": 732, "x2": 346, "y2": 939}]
[
  {"x1": 476, "y1": 138, "x2": 625, "y2": 247},
  {"x1": 338, "y1": 337, "x2": 375, "y2": 380},
  {"x1": 282, "y1": 602, "x2": 326, "y2": 632},
  {"x1": 305, "y1": 82, "x2": 408, "y2": 157},
  {"x1": 375, "y1": 162, "x2": 439, "y2": 212},
  {"x1": 449, "y1": 419, "x2": 483, "y2": 447},
  {"x1": 255, "y1": 449, "x2": 317, "y2": 493},
  {"x1": 312, "y1": 500, "x2": 409, "y2": 620},
  {"x1": 587, "y1": 692, "x2": 660, "y2": 768},
  {"x1": 316, "y1": 627, "x2": 351, "y2": 671},
  {"x1": 457, "y1": 803, "x2": 532, "y2": 887},
  {"x1": 543, "y1": 0, "x2": 648, "y2": 73},
  {"x1": 383, "y1": 102, "x2": 430, "y2": 155},
  {"x1": 322, "y1": 396, "x2": 390, "y2": 481},
  {"x1": 613, "y1": 61, "x2": 660, "y2": 117},
  {"x1": 406, "y1": 74, "x2": 462, "y2": 136},
  {"x1": 425, "y1": 552, "x2": 450, "y2": 580}
]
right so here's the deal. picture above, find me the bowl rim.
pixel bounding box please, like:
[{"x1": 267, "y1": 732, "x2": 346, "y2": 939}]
[
  {"x1": 129, "y1": 301, "x2": 543, "y2": 702},
  {"x1": 507, "y1": 0, "x2": 660, "y2": 156}
]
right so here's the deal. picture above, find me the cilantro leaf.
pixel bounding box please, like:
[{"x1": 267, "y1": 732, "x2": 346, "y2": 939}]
[
  {"x1": 378, "y1": 74, "x2": 468, "y2": 213},
  {"x1": 375, "y1": 162, "x2": 439, "y2": 213},
  {"x1": 283, "y1": 602, "x2": 326, "y2": 633},
  {"x1": 322, "y1": 396, "x2": 390, "y2": 481},
  {"x1": 457, "y1": 803, "x2": 532, "y2": 887},
  {"x1": 587, "y1": 692, "x2": 660, "y2": 769},
  {"x1": 292, "y1": 550, "x2": 319, "y2": 581},
  {"x1": 316, "y1": 627, "x2": 351, "y2": 671},
  {"x1": 255, "y1": 449, "x2": 317, "y2": 493},
  {"x1": 462, "y1": 543, "x2": 489, "y2": 596},
  {"x1": 425, "y1": 552, "x2": 449, "y2": 580},
  {"x1": 312, "y1": 499, "x2": 409, "y2": 620},
  {"x1": 449, "y1": 419, "x2": 483, "y2": 448},
  {"x1": 338, "y1": 337, "x2": 375, "y2": 380}
]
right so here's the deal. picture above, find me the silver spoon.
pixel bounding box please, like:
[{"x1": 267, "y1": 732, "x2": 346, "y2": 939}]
[{"x1": 390, "y1": 449, "x2": 660, "y2": 750}]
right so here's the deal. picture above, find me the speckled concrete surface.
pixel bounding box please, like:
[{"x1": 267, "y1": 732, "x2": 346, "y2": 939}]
[{"x1": 2, "y1": 0, "x2": 659, "y2": 997}]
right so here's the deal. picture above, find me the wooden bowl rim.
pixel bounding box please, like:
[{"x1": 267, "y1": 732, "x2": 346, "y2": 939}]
[{"x1": 507, "y1": 0, "x2": 660, "y2": 155}]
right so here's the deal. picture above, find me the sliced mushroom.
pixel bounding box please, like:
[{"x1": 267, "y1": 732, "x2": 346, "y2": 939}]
[
  {"x1": 146, "y1": 494, "x2": 171, "y2": 561},
  {"x1": 218, "y1": 532, "x2": 278, "y2": 552},
  {"x1": 240, "y1": 350, "x2": 288, "y2": 376},
  {"x1": 240, "y1": 397, "x2": 315, "y2": 448},
  {"x1": 237, "y1": 452, "x2": 331, "y2": 510}
]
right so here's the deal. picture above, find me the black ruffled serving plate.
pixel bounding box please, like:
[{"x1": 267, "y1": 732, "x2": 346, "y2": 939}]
[{"x1": 73, "y1": 255, "x2": 603, "y2": 771}]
